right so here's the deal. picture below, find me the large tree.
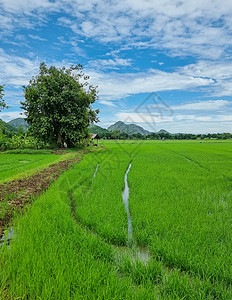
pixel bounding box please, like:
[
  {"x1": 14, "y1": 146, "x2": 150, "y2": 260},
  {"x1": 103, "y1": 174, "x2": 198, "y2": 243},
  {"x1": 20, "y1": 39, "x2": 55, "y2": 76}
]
[
  {"x1": 21, "y1": 63, "x2": 99, "y2": 147},
  {"x1": 0, "y1": 85, "x2": 8, "y2": 112}
]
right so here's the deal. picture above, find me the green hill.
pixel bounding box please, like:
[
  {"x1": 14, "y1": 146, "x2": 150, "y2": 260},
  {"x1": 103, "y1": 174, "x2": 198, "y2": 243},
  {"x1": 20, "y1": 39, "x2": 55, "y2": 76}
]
[
  {"x1": 8, "y1": 118, "x2": 28, "y2": 131},
  {"x1": 89, "y1": 124, "x2": 109, "y2": 135},
  {"x1": 108, "y1": 121, "x2": 150, "y2": 135},
  {"x1": 89, "y1": 124, "x2": 110, "y2": 138},
  {"x1": 158, "y1": 129, "x2": 169, "y2": 134}
]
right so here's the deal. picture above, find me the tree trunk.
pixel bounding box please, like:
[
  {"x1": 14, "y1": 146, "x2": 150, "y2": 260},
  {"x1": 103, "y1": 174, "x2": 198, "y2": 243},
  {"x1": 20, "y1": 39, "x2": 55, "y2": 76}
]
[{"x1": 58, "y1": 132, "x2": 64, "y2": 148}]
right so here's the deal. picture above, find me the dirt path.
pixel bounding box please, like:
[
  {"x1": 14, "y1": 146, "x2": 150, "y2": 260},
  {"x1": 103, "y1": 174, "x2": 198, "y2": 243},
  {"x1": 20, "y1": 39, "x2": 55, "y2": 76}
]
[{"x1": 0, "y1": 156, "x2": 81, "y2": 238}]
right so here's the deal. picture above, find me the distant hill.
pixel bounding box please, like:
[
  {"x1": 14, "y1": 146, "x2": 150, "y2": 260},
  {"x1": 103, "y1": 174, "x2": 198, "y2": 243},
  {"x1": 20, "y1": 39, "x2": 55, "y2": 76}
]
[
  {"x1": 158, "y1": 129, "x2": 169, "y2": 134},
  {"x1": 0, "y1": 119, "x2": 18, "y2": 135},
  {"x1": 8, "y1": 118, "x2": 28, "y2": 131},
  {"x1": 89, "y1": 124, "x2": 109, "y2": 135},
  {"x1": 88, "y1": 122, "x2": 170, "y2": 137},
  {"x1": 108, "y1": 121, "x2": 150, "y2": 135}
]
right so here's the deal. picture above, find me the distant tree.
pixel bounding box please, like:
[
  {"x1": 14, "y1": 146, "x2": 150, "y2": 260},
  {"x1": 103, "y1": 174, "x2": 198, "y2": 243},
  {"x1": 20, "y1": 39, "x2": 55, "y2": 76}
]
[
  {"x1": 221, "y1": 133, "x2": 231, "y2": 139},
  {"x1": 21, "y1": 63, "x2": 99, "y2": 147},
  {"x1": 119, "y1": 132, "x2": 129, "y2": 140},
  {"x1": 0, "y1": 85, "x2": 8, "y2": 112},
  {"x1": 111, "y1": 130, "x2": 120, "y2": 139}
]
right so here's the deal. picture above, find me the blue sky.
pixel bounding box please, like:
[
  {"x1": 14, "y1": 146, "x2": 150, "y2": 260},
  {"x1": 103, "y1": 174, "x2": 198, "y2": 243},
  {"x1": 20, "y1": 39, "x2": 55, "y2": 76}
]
[{"x1": 0, "y1": 0, "x2": 232, "y2": 133}]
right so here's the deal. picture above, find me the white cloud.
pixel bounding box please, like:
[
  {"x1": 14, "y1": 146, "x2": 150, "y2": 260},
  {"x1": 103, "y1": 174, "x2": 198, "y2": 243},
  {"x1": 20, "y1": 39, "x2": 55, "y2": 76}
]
[
  {"x1": 0, "y1": 48, "x2": 40, "y2": 86},
  {"x1": 98, "y1": 100, "x2": 116, "y2": 106},
  {"x1": 87, "y1": 68, "x2": 214, "y2": 100},
  {"x1": 117, "y1": 112, "x2": 174, "y2": 124},
  {"x1": 0, "y1": 0, "x2": 58, "y2": 13},
  {"x1": 112, "y1": 98, "x2": 232, "y2": 133},
  {"x1": 0, "y1": 47, "x2": 230, "y2": 111},
  {"x1": 88, "y1": 58, "x2": 132, "y2": 69},
  {"x1": 0, "y1": 110, "x2": 25, "y2": 122},
  {"x1": 56, "y1": 0, "x2": 232, "y2": 59},
  {"x1": 179, "y1": 61, "x2": 232, "y2": 96},
  {"x1": 172, "y1": 100, "x2": 230, "y2": 111},
  {"x1": 29, "y1": 34, "x2": 47, "y2": 41}
]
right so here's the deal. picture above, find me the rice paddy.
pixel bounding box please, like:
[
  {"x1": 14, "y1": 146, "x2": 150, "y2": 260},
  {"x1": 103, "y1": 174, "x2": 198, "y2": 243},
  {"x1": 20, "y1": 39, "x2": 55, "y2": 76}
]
[
  {"x1": 1, "y1": 140, "x2": 232, "y2": 299},
  {"x1": 0, "y1": 148, "x2": 80, "y2": 183}
]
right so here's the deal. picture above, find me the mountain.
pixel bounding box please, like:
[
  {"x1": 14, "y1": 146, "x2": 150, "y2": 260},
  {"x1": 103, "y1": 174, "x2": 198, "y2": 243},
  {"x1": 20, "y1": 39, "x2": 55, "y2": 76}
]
[
  {"x1": 8, "y1": 118, "x2": 28, "y2": 131},
  {"x1": 108, "y1": 121, "x2": 150, "y2": 135},
  {"x1": 89, "y1": 124, "x2": 109, "y2": 135}
]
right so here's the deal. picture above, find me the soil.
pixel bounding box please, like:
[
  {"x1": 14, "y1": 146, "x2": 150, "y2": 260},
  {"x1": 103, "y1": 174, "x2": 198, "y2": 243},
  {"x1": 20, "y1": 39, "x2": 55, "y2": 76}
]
[{"x1": 0, "y1": 156, "x2": 81, "y2": 238}]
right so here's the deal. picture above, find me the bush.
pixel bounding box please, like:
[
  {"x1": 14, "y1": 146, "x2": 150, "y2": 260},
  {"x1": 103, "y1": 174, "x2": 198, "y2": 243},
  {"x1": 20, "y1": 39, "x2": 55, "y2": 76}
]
[{"x1": 0, "y1": 134, "x2": 39, "y2": 151}]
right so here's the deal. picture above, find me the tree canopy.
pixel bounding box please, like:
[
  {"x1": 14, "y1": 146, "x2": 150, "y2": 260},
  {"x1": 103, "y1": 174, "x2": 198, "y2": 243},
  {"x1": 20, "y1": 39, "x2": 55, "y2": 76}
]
[
  {"x1": 0, "y1": 85, "x2": 8, "y2": 112},
  {"x1": 21, "y1": 63, "x2": 99, "y2": 147}
]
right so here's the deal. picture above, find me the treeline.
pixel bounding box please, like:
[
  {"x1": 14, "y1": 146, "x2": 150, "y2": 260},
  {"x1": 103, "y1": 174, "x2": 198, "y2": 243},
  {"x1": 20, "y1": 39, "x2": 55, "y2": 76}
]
[{"x1": 96, "y1": 130, "x2": 232, "y2": 140}]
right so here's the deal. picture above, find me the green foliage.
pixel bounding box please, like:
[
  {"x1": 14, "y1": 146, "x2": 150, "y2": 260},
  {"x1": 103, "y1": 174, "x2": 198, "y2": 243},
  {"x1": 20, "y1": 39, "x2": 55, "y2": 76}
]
[
  {"x1": 0, "y1": 85, "x2": 8, "y2": 112},
  {"x1": 16, "y1": 125, "x2": 24, "y2": 135},
  {"x1": 89, "y1": 124, "x2": 110, "y2": 138},
  {"x1": 21, "y1": 63, "x2": 99, "y2": 148},
  {"x1": 0, "y1": 133, "x2": 42, "y2": 151},
  {"x1": 0, "y1": 119, "x2": 17, "y2": 137}
]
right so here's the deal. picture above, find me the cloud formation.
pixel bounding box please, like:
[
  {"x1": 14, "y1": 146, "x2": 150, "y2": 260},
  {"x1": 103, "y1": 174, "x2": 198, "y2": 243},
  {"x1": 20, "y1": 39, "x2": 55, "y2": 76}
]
[
  {"x1": 116, "y1": 99, "x2": 232, "y2": 133},
  {"x1": 0, "y1": 48, "x2": 39, "y2": 86},
  {"x1": 87, "y1": 68, "x2": 214, "y2": 101},
  {"x1": 1, "y1": 0, "x2": 232, "y2": 59}
]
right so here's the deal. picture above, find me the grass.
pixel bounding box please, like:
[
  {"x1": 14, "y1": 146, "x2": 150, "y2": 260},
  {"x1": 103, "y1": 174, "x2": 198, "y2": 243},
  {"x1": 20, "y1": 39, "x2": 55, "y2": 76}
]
[
  {"x1": 128, "y1": 141, "x2": 232, "y2": 297},
  {"x1": 0, "y1": 157, "x2": 159, "y2": 299},
  {"x1": 69, "y1": 148, "x2": 131, "y2": 245},
  {"x1": 1, "y1": 140, "x2": 232, "y2": 298},
  {"x1": 0, "y1": 148, "x2": 88, "y2": 183}
]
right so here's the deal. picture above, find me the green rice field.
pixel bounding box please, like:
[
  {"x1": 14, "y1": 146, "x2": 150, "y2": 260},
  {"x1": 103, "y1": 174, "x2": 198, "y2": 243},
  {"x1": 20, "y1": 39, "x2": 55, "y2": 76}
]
[
  {"x1": 1, "y1": 140, "x2": 232, "y2": 299},
  {"x1": 0, "y1": 149, "x2": 81, "y2": 183}
]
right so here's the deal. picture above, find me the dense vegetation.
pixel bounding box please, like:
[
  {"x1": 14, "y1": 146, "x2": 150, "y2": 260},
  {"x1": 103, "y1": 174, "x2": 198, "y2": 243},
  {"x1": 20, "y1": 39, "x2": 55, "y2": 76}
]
[
  {"x1": 1, "y1": 140, "x2": 232, "y2": 298},
  {"x1": 0, "y1": 85, "x2": 8, "y2": 112}
]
